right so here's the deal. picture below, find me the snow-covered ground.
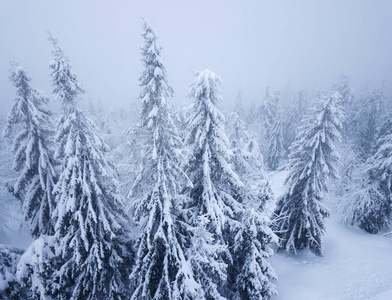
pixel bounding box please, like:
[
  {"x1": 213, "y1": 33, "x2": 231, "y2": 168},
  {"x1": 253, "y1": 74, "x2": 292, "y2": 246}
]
[
  {"x1": 2, "y1": 170, "x2": 392, "y2": 299},
  {"x1": 269, "y1": 171, "x2": 392, "y2": 300}
]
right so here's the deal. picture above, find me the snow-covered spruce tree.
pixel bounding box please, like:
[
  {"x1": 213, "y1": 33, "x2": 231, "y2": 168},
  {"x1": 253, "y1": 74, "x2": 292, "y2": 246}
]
[
  {"x1": 246, "y1": 102, "x2": 258, "y2": 128},
  {"x1": 283, "y1": 90, "x2": 309, "y2": 152},
  {"x1": 233, "y1": 89, "x2": 245, "y2": 120},
  {"x1": 350, "y1": 88, "x2": 384, "y2": 160},
  {"x1": 256, "y1": 88, "x2": 279, "y2": 156},
  {"x1": 128, "y1": 19, "x2": 202, "y2": 300},
  {"x1": 254, "y1": 88, "x2": 270, "y2": 152},
  {"x1": 266, "y1": 109, "x2": 284, "y2": 170},
  {"x1": 43, "y1": 34, "x2": 132, "y2": 299},
  {"x1": 186, "y1": 69, "x2": 245, "y2": 237},
  {"x1": 341, "y1": 110, "x2": 392, "y2": 233},
  {"x1": 0, "y1": 244, "x2": 25, "y2": 299},
  {"x1": 273, "y1": 91, "x2": 344, "y2": 255},
  {"x1": 175, "y1": 102, "x2": 192, "y2": 140},
  {"x1": 16, "y1": 235, "x2": 56, "y2": 299},
  {"x1": 227, "y1": 113, "x2": 278, "y2": 300},
  {"x1": 186, "y1": 70, "x2": 249, "y2": 298},
  {"x1": 265, "y1": 91, "x2": 280, "y2": 141},
  {"x1": 234, "y1": 207, "x2": 278, "y2": 300},
  {"x1": 2, "y1": 63, "x2": 56, "y2": 237},
  {"x1": 333, "y1": 75, "x2": 354, "y2": 110},
  {"x1": 228, "y1": 112, "x2": 249, "y2": 150},
  {"x1": 333, "y1": 76, "x2": 354, "y2": 136},
  {"x1": 187, "y1": 215, "x2": 227, "y2": 300},
  {"x1": 227, "y1": 111, "x2": 272, "y2": 209}
]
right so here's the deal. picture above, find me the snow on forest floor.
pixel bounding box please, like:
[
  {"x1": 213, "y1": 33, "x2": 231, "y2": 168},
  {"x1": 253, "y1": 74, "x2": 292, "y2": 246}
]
[
  {"x1": 1, "y1": 170, "x2": 392, "y2": 299},
  {"x1": 269, "y1": 171, "x2": 392, "y2": 300}
]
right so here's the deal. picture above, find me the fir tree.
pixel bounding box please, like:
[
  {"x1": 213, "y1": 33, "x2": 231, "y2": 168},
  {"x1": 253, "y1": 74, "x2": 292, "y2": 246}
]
[
  {"x1": 256, "y1": 88, "x2": 279, "y2": 156},
  {"x1": 186, "y1": 69, "x2": 244, "y2": 238},
  {"x1": 2, "y1": 63, "x2": 56, "y2": 237},
  {"x1": 246, "y1": 102, "x2": 258, "y2": 127},
  {"x1": 283, "y1": 90, "x2": 309, "y2": 152},
  {"x1": 45, "y1": 33, "x2": 131, "y2": 299},
  {"x1": 350, "y1": 88, "x2": 384, "y2": 160},
  {"x1": 233, "y1": 89, "x2": 245, "y2": 120},
  {"x1": 273, "y1": 91, "x2": 344, "y2": 255},
  {"x1": 228, "y1": 112, "x2": 249, "y2": 150},
  {"x1": 234, "y1": 208, "x2": 278, "y2": 300},
  {"x1": 1, "y1": 244, "x2": 25, "y2": 299},
  {"x1": 186, "y1": 69, "x2": 245, "y2": 298},
  {"x1": 333, "y1": 76, "x2": 354, "y2": 136},
  {"x1": 128, "y1": 19, "x2": 201, "y2": 300},
  {"x1": 16, "y1": 236, "x2": 56, "y2": 299},
  {"x1": 333, "y1": 75, "x2": 354, "y2": 109},
  {"x1": 341, "y1": 110, "x2": 392, "y2": 233},
  {"x1": 187, "y1": 216, "x2": 227, "y2": 300},
  {"x1": 266, "y1": 109, "x2": 284, "y2": 170},
  {"x1": 227, "y1": 112, "x2": 278, "y2": 300}
]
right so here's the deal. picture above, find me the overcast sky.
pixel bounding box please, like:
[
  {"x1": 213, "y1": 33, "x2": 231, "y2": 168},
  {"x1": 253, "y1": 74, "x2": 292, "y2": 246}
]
[{"x1": 1, "y1": 0, "x2": 392, "y2": 117}]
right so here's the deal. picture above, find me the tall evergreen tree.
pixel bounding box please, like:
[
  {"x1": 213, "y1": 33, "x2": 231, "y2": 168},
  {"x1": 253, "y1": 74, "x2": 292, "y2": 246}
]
[
  {"x1": 333, "y1": 76, "x2": 354, "y2": 136},
  {"x1": 233, "y1": 90, "x2": 245, "y2": 120},
  {"x1": 1, "y1": 244, "x2": 25, "y2": 299},
  {"x1": 266, "y1": 109, "x2": 284, "y2": 170},
  {"x1": 256, "y1": 88, "x2": 279, "y2": 156},
  {"x1": 186, "y1": 69, "x2": 244, "y2": 239},
  {"x1": 187, "y1": 216, "x2": 227, "y2": 300},
  {"x1": 234, "y1": 207, "x2": 278, "y2": 300},
  {"x1": 283, "y1": 90, "x2": 309, "y2": 152},
  {"x1": 228, "y1": 112, "x2": 249, "y2": 150},
  {"x1": 273, "y1": 91, "x2": 344, "y2": 255},
  {"x1": 228, "y1": 113, "x2": 278, "y2": 299},
  {"x1": 350, "y1": 88, "x2": 384, "y2": 160},
  {"x1": 2, "y1": 63, "x2": 56, "y2": 237},
  {"x1": 186, "y1": 70, "x2": 244, "y2": 298},
  {"x1": 333, "y1": 75, "x2": 354, "y2": 109},
  {"x1": 185, "y1": 70, "x2": 279, "y2": 298},
  {"x1": 224, "y1": 89, "x2": 278, "y2": 299},
  {"x1": 128, "y1": 19, "x2": 201, "y2": 300},
  {"x1": 41, "y1": 34, "x2": 131, "y2": 299},
  {"x1": 340, "y1": 110, "x2": 392, "y2": 233}
]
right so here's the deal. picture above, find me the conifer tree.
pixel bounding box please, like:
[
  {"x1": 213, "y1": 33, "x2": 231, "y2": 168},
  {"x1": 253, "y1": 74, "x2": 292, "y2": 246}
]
[
  {"x1": 256, "y1": 88, "x2": 279, "y2": 156},
  {"x1": 228, "y1": 112, "x2": 249, "y2": 150},
  {"x1": 234, "y1": 208, "x2": 278, "y2": 300},
  {"x1": 266, "y1": 91, "x2": 280, "y2": 135},
  {"x1": 186, "y1": 69, "x2": 244, "y2": 239},
  {"x1": 233, "y1": 90, "x2": 245, "y2": 120},
  {"x1": 187, "y1": 216, "x2": 227, "y2": 300},
  {"x1": 186, "y1": 70, "x2": 246, "y2": 298},
  {"x1": 2, "y1": 63, "x2": 56, "y2": 237},
  {"x1": 16, "y1": 235, "x2": 55, "y2": 299},
  {"x1": 41, "y1": 34, "x2": 131, "y2": 299},
  {"x1": 341, "y1": 110, "x2": 392, "y2": 233},
  {"x1": 128, "y1": 19, "x2": 201, "y2": 300},
  {"x1": 333, "y1": 75, "x2": 354, "y2": 109},
  {"x1": 1, "y1": 244, "x2": 25, "y2": 299},
  {"x1": 351, "y1": 88, "x2": 384, "y2": 160},
  {"x1": 333, "y1": 76, "x2": 354, "y2": 136},
  {"x1": 283, "y1": 90, "x2": 309, "y2": 151},
  {"x1": 266, "y1": 109, "x2": 284, "y2": 170},
  {"x1": 227, "y1": 112, "x2": 278, "y2": 300},
  {"x1": 246, "y1": 102, "x2": 258, "y2": 127},
  {"x1": 273, "y1": 91, "x2": 344, "y2": 255}
]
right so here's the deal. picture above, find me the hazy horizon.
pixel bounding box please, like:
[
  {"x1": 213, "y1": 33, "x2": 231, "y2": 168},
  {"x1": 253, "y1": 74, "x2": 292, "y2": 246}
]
[{"x1": 1, "y1": 0, "x2": 392, "y2": 117}]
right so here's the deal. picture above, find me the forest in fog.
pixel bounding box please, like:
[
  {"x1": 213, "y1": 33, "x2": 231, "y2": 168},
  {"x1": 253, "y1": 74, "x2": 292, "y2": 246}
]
[{"x1": 1, "y1": 1, "x2": 392, "y2": 299}]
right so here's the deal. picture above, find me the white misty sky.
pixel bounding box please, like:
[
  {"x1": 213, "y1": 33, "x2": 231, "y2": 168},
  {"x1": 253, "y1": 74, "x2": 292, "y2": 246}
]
[{"x1": 1, "y1": 0, "x2": 392, "y2": 117}]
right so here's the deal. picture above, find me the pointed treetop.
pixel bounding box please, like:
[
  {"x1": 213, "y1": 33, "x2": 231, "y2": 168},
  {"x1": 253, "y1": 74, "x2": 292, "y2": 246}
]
[
  {"x1": 8, "y1": 61, "x2": 31, "y2": 90},
  {"x1": 47, "y1": 31, "x2": 85, "y2": 112},
  {"x1": 188, "y1": 69, "x2": 222, "y2": 104}
]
